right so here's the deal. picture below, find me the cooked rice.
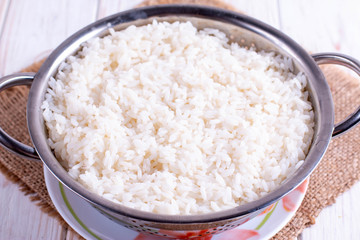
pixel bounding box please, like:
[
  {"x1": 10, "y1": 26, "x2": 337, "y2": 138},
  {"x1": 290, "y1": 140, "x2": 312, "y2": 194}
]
[{"x1": 42, "y1": 20, "x2": 314, "y2": 215}]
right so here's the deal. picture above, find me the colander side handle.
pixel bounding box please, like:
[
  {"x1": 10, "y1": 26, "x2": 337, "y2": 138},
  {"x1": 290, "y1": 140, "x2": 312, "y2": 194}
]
[
  {"x1": 312, "y1": 53, "x2": 360, "y2": 138},
  {"x1": 0, "y1": 73, "x2": 40, "y2": 161}
]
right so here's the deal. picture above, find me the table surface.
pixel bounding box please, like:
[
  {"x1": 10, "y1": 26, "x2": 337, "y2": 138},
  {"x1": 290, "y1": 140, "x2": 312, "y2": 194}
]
[{"x1": 1, "y1": 0, "x2": 360, "y2": 239}]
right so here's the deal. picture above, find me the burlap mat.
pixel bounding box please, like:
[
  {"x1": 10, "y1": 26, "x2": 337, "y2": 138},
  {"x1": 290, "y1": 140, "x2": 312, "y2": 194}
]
[{"x1": 1, "y1": 0, "x2": 359, "y2": 239}]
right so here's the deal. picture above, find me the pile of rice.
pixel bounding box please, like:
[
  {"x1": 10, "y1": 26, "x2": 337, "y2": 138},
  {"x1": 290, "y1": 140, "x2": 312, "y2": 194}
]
[{"x1": 42, "y1": 21, "x2": 314, "y2": 215}]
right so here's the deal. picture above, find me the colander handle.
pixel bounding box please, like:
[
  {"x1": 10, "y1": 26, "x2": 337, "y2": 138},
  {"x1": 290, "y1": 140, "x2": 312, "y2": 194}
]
[
  {"x1": 312, "y1": 53, "x2": 360, "y2": 138},
  {"x1": 0, "y1": 73, "x2": 40, "y2": 161}
]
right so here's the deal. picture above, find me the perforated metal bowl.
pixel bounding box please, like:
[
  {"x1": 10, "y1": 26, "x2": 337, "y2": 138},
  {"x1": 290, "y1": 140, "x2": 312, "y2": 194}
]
[{"x1": 1, "y1": 5, "x2": 360, "y2": 239}]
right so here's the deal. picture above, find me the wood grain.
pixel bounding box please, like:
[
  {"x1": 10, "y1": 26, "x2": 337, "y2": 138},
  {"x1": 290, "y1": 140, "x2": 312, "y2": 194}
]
[
  {"x1": 0, "y1": 0, "x2": 98, "y2": 76},
  {"x1": 0, "y1": 0, "x2": 10, "y2": 38},
  {"x1": 278, "y1": 0, "x2": 360, "y2": 58},
  {"x1": 0, "y1": 0, "x2": 97, "y2": 239},
  {"x1": 0, "y1": 174, "x2": 65, "y2": 239},
  {"x1": 228, "y1": 0, "x2": 280, "y2": 28},
  {"x1": 97, "y1": 0, "x2": 142, "y2": 19}
]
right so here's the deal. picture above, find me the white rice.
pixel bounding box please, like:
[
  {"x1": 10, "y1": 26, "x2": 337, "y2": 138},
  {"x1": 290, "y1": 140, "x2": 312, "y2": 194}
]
[{"x1": 42, "y1": 20, "x2": 314, "y2": 215}]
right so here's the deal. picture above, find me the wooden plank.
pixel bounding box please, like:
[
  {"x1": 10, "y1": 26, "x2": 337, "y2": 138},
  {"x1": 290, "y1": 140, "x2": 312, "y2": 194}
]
[
  {"x1": 97, "y1": 0, "x2": 143, "y2": 19},
  {"x1": 0, "y1": 0, "x2": 98, "y2": 239},
  {"x1": 0, "y1": 0, "x2": 98, "y2": 76},
  {"x1": 229, "y1": 0, "x2": 280, "y2": 28},
  {"x1": 0, "y1": 174, "x2": 65, "y2": 239},
  {"x1": 97, "y1": 0, "x2": 280, "y2": 29},
  {"x1": 0, "y1": 0, "x2": 10, "y2": 36},
  {"x1": 301, "y1": 182, "x2": 360, "y2": 240},
  {"x1": 65, "y1": 227, "x2": 84, "y2": 240},
  {"x1": 278, "y1": 0, "x2": 360, "y2": 58}
]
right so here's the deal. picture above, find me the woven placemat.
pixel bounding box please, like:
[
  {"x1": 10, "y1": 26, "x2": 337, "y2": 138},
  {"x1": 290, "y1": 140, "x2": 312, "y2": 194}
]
[{"x1": 1, "y1": 0, "x2": 360, "y2": 239}]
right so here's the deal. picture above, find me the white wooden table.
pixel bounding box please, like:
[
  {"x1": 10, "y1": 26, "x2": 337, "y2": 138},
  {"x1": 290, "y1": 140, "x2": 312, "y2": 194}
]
[{"x1": 1, "y1": 0, "x2": 360, "y2": 239}]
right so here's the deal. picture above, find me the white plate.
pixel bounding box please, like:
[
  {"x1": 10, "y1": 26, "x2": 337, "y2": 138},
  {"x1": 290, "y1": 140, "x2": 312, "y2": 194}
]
[{"x1": 44, "y1": 167, "x2": 308, "y2": 240}]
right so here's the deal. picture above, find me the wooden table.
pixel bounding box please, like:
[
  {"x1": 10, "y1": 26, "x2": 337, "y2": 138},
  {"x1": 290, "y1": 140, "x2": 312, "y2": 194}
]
[{"x1": 1, "y1": 0, "x2": 360, "y2": 239}]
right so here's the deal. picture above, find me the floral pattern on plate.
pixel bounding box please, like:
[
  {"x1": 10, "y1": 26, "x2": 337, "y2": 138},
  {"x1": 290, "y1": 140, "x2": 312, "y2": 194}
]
[{"x1": 44, "y1": 167, "x2": 308, "y2": 240}]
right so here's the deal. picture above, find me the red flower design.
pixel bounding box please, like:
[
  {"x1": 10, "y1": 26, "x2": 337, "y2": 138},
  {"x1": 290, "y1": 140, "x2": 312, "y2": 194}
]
[
  {"x1": 259, "y1": 203, "x2": 275, "y2": 215},
  {"x1": 218, "y1": 229, "x2": 259, "y2": 240},
  {"x1": 159, "y1": 229, "x2": 213, "y2": 239},
  {"x1": 134, "y1": 233, "x2": 164, "y2": 240},
  {"x1": 283, "y1": 178, "x2": 308, "y2": 212},
  {"x1": 282, "y1": 194, "x2": 296, "y2": 212},
  {"x1": 296, "y1": 178, "x2": 308, "y2": 193}
]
